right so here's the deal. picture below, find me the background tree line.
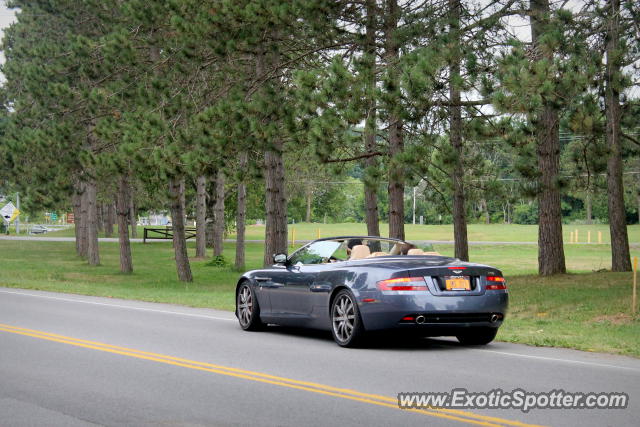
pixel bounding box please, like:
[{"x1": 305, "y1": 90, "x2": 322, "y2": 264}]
[{"x1": 0, "y1": 0, "x2": 638, "y2": 280}]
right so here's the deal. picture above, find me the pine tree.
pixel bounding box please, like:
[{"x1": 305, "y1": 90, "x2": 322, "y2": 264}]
[
  {"x1": 493, "y1": 2, "x2": 598, "y2": 275},
  {"x1": 603, "y1": 0, "x2": 632, "y2": 271}
]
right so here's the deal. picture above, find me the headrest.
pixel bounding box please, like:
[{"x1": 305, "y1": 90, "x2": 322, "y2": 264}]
[
  {"x1": 350, "y1": 245, "x2": 371, "y2": 260},
  {"x1": 407, "y1": 248, "x2": 424, "y2": 255}
]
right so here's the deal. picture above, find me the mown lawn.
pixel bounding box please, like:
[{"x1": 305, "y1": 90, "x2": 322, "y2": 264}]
[
  {"x1": 0, "y1": 239, "x2": 638, "y2": 357},
  {"x1": 34, "y1": 222, "x2": 640, "y2": 244}
]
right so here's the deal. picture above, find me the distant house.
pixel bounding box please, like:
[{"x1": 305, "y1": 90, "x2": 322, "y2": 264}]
[{"x1": 139, "y1": 212, "x2": 171, "y2": 226}]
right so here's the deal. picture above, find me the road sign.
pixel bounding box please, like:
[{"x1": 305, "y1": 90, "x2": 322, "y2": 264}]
[
  {"x1": 67, "y1": 213, "x2": 74, "y2": 224},
  {"x1": 51, "y1": 212, "x2": 58, "y2": 221},
  {"x1": 1, "y1": 202, "x2": 19, "y2": 224}
]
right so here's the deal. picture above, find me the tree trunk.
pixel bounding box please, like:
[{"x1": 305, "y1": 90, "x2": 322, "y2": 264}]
[
  {"x1": 535, "y1": 107, "x2": 566, "y2": 275},
  {"x1": 206, "y1": 176, "x2": 215, "y2": 248},
  {"x1": 605, "y1": 0, "x2": 632, "y2": 271},
  {"x1": 256, "y1": 48, "x2": 289, "y2": 266},
  {"x1": 213, "y1": 169, "x2": 226, "y2": 257},
  {"x1": 481, "y1": 199, "x2": 490, "y2": 224},
  {"x1": 195, "y1": 175, "x2": 207, "y2": 258},
  {"x1": 364, "y1": 0, "x2": 380, "y2": 238},
  {"x1": 97, "y1": 202, "x2": 104, "y2": 233},
  {"x1": 449, "y1": 0, "x2": 469, "y2": 261},
  {"x1": 104, "y1": 203, "x2": 114, "y2": 237},
  {"x1": 73, "y1": 180, "x2": 85, "y2": 257},
  {"x1": 116, "y1": 174, "x2": 133, "y2": 273},
  {"x1": 85, "y1": 178, "x2": 100, "y2": 266},
  {"x1": 384, "y1": 0, "x2": 405, "y2": 241},
  {"x1": 531, "y1": 0, "x2": 566, "y2": 275},
  {"x1": 129, "y1": 186, "x2": 137, "y2": 239},
  {"x1": 79, "y1": 182, "x2": 89, "y2": 258},
  {"x1": 235, "y1": 153, "x2": 248, "y2": 270},
  {"x1": 263, "y1": 147, "x2": 288, "y2": 266},
  {"x1": 585, "y1": 189, "x2": 592, "y2": 225},
  {"x1": 305, "y1": 186, "x2": 312, "y2": 223},
  {"x1": 169, "y1": 177, "x2": 193, "y2": 282}
]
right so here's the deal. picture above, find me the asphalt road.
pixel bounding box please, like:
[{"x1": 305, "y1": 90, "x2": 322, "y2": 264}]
[{"x1": 0, "y1": 288, "x2": 638, "y2": 427}]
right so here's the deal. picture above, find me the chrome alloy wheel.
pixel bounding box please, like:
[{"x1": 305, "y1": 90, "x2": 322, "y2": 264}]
[
  {"x1": 237, "y1": 285, "x2": 253, "y2": 327},
  {"x1": 332, "y1": 294, "x2": 356, "y2": 343}
]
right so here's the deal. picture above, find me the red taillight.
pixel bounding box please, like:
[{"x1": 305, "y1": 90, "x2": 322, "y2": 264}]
[
  {"x1": 377, "y1": 277, "x2": 428, "y2": 291},
  {"x1": 486, "y1": 276, "x2": 507, "y2": 290}
]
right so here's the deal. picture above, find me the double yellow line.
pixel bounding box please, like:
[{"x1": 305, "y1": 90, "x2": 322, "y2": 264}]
[{"x1": 0, "y1": 323, "x2": 544, "y2": 427}]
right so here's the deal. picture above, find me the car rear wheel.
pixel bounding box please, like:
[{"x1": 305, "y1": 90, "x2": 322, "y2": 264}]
[
  {"x1": 331, "y1": 290, "x2": 365, "y2": 347},
  {"x1": 237, "y1": 282, "x2": 264, "y2": 331},
  {"x1": 456, "y1": 327, "x2": 498, "y2": 345}
]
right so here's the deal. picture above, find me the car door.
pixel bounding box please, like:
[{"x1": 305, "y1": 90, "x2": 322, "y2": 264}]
[
  {"x1": 268, "y1": 239, "x2": 343, "y2": 321},
  {"x1": 268, "y1": 263, "x2": 321, "y2": 319},
  {"x1": 251, "y1": 265, "x2": 288, "y2": 317}
]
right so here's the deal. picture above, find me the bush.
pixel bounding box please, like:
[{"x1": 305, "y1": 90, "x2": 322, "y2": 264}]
[
  {"x1": 513, "y1": 203, "x2": 538, "y2": 224},
  {"x1": 206, "y1": 255, "x2": 228, "y2": 268}
]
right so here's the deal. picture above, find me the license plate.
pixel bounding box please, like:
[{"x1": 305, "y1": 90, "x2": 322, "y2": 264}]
[{"x1": 444, "y1": 276, "x2": 471, "y2": 291}]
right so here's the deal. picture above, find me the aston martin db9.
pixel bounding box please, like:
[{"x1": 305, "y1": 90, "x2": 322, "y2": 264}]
[{"x1": 235, "y1": 236, "x2": 508, "y2": 347}]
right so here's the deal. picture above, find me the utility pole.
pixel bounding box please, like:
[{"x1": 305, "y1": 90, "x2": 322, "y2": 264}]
[{"x1": 15, "y1": 192, "x2": 20, "y2": 234}]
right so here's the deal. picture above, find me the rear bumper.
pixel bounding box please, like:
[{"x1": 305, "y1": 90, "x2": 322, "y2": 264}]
[{"x1": 357, "y1": 291, "x2": 508, "y2": 331}]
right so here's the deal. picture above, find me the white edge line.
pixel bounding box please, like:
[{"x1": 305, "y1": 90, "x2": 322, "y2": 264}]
[
  {"x1": 0, "y1": 289, "x2": 236, "y2": 322},
  {"x1": 476, "y1": 349, "x2": 640, "y2": 373}
]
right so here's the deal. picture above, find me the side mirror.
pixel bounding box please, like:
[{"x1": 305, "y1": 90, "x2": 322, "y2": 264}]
[{"x1": 273, "y1": 253, "x2": 288, "y2": 265}]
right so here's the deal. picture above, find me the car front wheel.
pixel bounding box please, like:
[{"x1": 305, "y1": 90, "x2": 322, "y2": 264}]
[
  {"x1": 456, "y1": 327, "x2": 498, "y2": 345},
  {"x1": 237, "y1": 282, "x2": 264, "y2": 331},
  {"x1": 331, "y1": 290, "x2": 365, "y2": 347}
]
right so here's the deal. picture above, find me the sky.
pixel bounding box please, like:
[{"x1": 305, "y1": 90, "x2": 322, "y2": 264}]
[{"x1": 0, "y1": 0, "x2": 17, "y2": 78}]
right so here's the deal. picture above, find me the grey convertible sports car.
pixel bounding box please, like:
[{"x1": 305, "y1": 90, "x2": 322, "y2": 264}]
[{"x1": 235, "y1": 236, "x2": 508, "y2": 347}]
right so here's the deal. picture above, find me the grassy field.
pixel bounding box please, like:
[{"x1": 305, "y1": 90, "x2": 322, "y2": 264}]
[
  {"x1": 0, "y1": 238, "x2": 638, "y2": 356},
  {"x1": 30, "y1": 222, "x2": 640, "y2": 244}
]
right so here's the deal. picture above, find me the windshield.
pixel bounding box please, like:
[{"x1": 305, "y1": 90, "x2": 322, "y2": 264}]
[
  {"x1": 288, "y1": 237, "x2": 438, "y2": 265},
  {"x1": 289, "y1": 240, "x2": 343, "y2": 265}
]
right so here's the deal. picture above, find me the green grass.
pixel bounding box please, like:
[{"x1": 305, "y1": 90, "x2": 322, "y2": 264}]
[
  {"x1": 230, "y1": 222, "x2": 640, "y2": 244},
  {"x1": 0, "y1": 240, "x2": 254, "y2": 311},
  {"x1": 0, "y1": 239, "x2": 638, "y2": 357},
  {"x1": 500, "y1": 273, "x2": 639, "y2": 357},
  {"x1": 33, "y1": 222, "x2": 640, "y2": 244}
]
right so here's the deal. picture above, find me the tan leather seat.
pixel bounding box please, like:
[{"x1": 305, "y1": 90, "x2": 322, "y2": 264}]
[
  {"x1": 422, "y1": 251, "x2": 441, "y2": 256},
  {"x1": 407, "y1": 248, "x2": 424, "y2": 255},
  {"x1": 350, "y1": 245, "x2": 371, "y2": 260},
  {"x1": 367, "y1": 251, "x2": 388, "y2": 258},
  {"x1": 389, "y1": 244, "x2": 402, "y2": 255}
]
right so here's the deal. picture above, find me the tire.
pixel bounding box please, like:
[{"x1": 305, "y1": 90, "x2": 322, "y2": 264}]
[
  {"x1": 237, "y1": 282, "x2": 264, "y2": 331},
  {"x1": 330, "y1": 289, "x2": 365, "y2": 347},
  {"x1": 456, "y1": 327, "x2": 498, "y2": 345}
]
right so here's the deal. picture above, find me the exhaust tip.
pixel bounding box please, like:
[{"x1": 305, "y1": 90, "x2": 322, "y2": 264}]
[
  {"x1": 415, "y1": 315, "x2": 426, "y2": 324},
  {"x1": 490, "y1": 314, "x2": 500, "y2": 323}
]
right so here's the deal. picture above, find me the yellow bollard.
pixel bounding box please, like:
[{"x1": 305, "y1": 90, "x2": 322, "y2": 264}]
[
  {"x1": 598, "y1": 231, "x2": 602, "y2": 244},
  {"x1": 291, "y1": 227, "x2": 296, "y2": 247},
  {"x1": 633, "y1": 257, "x2": 638, "y2": 315},
  {"x1": 587, "y1": 231, "x2": 591, "y2": 244},
  {"x1": 317, "y1": 228, "x2": 321, "y2": 239},
  {"x1": 569, "y1": 231, "x2": 574, "y2": 244},
  {"x1": 575, "y1": 229, "x2": 579, "y2": 243}
]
